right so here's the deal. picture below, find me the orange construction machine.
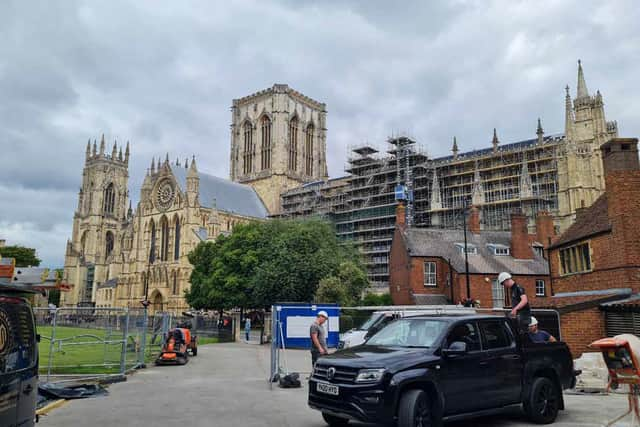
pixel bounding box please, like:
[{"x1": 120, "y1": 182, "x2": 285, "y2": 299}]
[{"x1": 155, "y1": 326, "x2": 198, "y2": 366}]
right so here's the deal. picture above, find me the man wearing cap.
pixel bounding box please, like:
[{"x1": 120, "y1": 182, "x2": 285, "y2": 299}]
[
  {"x1": 498, "y1": 272, "x2": 531, "y2": 332},
  {"x1": 528, "y1": 317, "x2": 557, "y2": 343},
  {"x1": 310, "y1": 311, "x2": 329, "y2": 370}
]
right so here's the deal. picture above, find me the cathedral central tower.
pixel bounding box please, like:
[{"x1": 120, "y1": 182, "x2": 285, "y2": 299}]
[{"x1": 230, "y1": 84, "x2": 328, "y2": 214}]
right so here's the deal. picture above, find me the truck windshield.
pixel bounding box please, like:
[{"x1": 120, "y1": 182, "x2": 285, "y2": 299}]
[
  {"x1": 357, "y1": 313, "x2": 384, "y2": 331},
  {"x1": 366, "y1": 318, "x2": 446, "y2": 348}
]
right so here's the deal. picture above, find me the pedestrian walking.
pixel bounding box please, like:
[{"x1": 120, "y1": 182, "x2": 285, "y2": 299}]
[
  {"x1": 245, "y1": 317, "x2": 251, "y2": 342},
  {"x1": 498, "y1": 272, "x2": 532, "y2": 333},
  {"x1": 310, "y1": 311, "x2": 329, "y2": 371}
]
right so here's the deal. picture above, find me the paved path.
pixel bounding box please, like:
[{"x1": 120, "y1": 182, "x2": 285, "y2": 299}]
[{"x1": 42, "y1": 343, "x2": 630, "y2": 427}]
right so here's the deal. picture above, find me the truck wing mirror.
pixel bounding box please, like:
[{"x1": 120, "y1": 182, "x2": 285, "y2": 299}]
[{"x1": 442, "y1": 341, "x2": 467, "y2": 357}]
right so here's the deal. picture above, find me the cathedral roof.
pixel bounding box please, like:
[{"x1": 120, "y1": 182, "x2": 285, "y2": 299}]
[{"x1": 172, "y1": 167, "x2": 268, "y2": 218}]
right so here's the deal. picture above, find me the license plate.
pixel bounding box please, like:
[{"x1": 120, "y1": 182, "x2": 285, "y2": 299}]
[{"x1": 317, "y1": 382, "x2": 339, "y2": 396}]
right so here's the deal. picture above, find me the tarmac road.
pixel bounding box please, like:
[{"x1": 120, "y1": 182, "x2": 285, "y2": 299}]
[{"x1": 42, "y1": 342, "x2": 629, "y2": 427}]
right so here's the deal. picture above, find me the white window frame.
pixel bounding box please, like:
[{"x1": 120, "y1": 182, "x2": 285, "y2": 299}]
[
  {"x1": 535, "y1": 279, "x2": 546, "y2": 297},
  {"x1": 491, "y1": 279, "x2": 505, "y2": 308},
  {"x1": 454, "y1": 243, "x2": 477, "y2": 255},
  {"x1": 487, "y1": 243, "x2": 510, "y2": 256},
  {"x1": 424, "y1": 261, "x2": 437, "y2": 287}
]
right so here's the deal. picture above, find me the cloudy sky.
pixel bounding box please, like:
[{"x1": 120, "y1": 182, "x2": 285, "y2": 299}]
[{"x1": 1, "y1": 0, "x2": 639, "y2": 267}]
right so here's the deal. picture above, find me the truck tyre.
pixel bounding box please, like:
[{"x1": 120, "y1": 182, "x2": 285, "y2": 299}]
[
  {"x1": 524, "y1": 377, "x2": 560, "y2": 424},
  {"x1": 322, "y1": 412, "x2": 349, "y2": 426},
  {"x1": 398, "y1": 389, "x2": 433, "y2": 427}
]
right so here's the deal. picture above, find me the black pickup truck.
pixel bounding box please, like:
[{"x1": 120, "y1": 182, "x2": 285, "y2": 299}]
[{"x1": 308, "y1": 314, "x2": 577, "y2": 427}]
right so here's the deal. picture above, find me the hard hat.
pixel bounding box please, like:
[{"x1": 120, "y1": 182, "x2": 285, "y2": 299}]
[
  {"x1": 498, "y1": 272, "x2": 512, "y2": 284},
  {"x1": 530, "y1": 317, "x2": 538, "y2": 327},
  {"x1": 317, "y1": 310, "x2": 329, "y2": 319}
]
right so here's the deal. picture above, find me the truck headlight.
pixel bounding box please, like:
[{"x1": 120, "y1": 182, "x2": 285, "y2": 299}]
[{"x1": 355, "y1": 369, "x2": 385, "y2": 383}]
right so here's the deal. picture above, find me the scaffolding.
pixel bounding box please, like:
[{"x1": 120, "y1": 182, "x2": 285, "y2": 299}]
[{"x1": 279, "y1": 133, "x2": 565, "y2": 291}]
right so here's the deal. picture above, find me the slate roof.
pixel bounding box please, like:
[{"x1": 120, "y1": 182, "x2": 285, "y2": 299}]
[
  {"x1": 401, "y1": 228, "x2": 549, "y2": 276},
  {"x1": 530, "y1": 288, "x2": 633, "y2": 313},
  {"x1": 548, "y1": 195, "x2": 611, "y2": 249},
  {"x1": 172, "y1": 167, "x2": 268, "y2": 218}
]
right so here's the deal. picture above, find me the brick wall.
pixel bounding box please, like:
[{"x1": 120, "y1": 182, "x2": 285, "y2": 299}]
[
  {"x1": 560, "y1": 308, "x2": 606, "y2": 358},
  {"x1": 389, "y1": 227, "x2": 412, "y2": 305}
]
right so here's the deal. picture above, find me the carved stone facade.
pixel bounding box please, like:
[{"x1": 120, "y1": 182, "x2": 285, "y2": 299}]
[
  {"x1": 556, "y1": 60, "x2": 618, "y2": 231},
  {"x1": 62, "y1": 143, "x2": 267, "y2": 313},
  {"x1": 230, "y1": 84, "x2": 328, "y2": 214}
]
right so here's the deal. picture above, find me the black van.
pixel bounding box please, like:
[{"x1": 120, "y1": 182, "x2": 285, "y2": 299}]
[{"x1": 0, "y1": 286, "x2": 38, "y2": 427}]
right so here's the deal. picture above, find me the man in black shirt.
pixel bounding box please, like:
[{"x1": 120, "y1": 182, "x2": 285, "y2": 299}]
[{"x1": 498, "y1": 272, "x2": 531, "y2": 332}]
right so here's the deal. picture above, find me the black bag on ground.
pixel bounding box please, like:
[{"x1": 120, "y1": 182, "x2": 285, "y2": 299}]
[{"x1": 278, "y1": 372, "x2": 301, "y2": 388}]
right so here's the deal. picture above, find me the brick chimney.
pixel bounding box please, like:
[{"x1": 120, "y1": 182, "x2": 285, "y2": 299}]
[
  {"x1": 468, "y1": 206, "x2": 481, "y2": 234},
  {"x1": 511, "y1": 209, "x2": 533, "y2": 259},
  {"x1": 535, "y1": 211, "x2": 555, "y2": 248},
  {"x1": 395, "y1": 202, "x2": 406, "y2": 228},
  {"x1": 600, "y1": 138, "x2": 640, "y2": 266}
]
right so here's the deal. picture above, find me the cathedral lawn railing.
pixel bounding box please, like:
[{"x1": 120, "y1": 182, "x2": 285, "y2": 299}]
[{"x1": 34, "y1": 307, "x2": 152, "y2": 382}]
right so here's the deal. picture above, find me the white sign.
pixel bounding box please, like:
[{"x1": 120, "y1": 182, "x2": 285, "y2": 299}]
[{"x1": 286, "y1": 315, "x2": 339, "y2": 339}]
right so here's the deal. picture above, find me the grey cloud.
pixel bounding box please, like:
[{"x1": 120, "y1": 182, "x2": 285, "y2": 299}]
[{"x1": 0, "y1": 0, "x2": 639, "y2": 266}]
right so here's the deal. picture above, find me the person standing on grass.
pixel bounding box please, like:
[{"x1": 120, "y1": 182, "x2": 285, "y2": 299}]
[
  {"x1": 310, "y1": 311, "x2": 329, "y2": 371},
  {"x1": 244, "y1": 317, "x2": 251, "y2": 342}
]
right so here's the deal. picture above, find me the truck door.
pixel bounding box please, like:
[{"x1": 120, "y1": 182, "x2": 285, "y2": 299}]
[
  {"x1": 440, "y1": 321, "x2": 490, "y2": 414},
  {"x1": 478, "y1": 319, "x2": 522, "y2": 406}
]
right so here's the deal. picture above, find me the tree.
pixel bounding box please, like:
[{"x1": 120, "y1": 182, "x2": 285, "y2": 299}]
[
  {"x1": 315, "y1": 261, "x2": 369, "y2": 306},
  {"x1": 361, "y1": 293, "x2": 394, "y2": 306},
  {"x1": 0, "y1": 245, "x2": 41, "y2": 267},
  {"x1": 186, "y1": 219, "x2": 367, "y2": 310},
  {"x1": 316, "y1": 276, "x2": 350, "y2": 306}
]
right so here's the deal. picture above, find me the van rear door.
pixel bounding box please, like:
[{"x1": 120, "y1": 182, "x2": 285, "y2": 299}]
[{"x1": 0, "y1": 296, "x2": 38, "y2": 427}]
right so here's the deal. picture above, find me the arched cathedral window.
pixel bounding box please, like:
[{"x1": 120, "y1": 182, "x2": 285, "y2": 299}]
[
  {"x1": 305, "y1": 124, "x2": 314, "y2": 176},
  {"x1": 172, "y1": 270, "x2": 178, "y2": 295},
  {"x1": 243, "y1": 122, "x2": 254, "y2": 174},
  {"x1": 160, "y1": 216, "x2": 169, "y2": 262},
  {"x1": 149, "y1": 220, "x2": 156, "y2": 264},
  {"x1": 261, "y1": 116, "x2": 272, "y2": 170},
  {"x1": 289, "y1": 117, "x2": 298, "y2": 171},
  {"x1": 174, "y1": 217, "x2": 181, "y2": 260},
  {"x1": 105, "y1": 231, "x2": 114, "y2": 258},
  {"x1": 103, "y1": 183, "x2": 116, "y2": 215}
]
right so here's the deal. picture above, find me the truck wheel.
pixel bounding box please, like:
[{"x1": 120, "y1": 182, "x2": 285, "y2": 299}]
[
  {"x1": 524, "y1": 377, "x2": 560, "y2": 424},
  {"x1": 398, "y1": 389, "x2": 433, "y2": 427},
  {"x1": 322, "y1": 412, "x2": 349, "y2": 426}
]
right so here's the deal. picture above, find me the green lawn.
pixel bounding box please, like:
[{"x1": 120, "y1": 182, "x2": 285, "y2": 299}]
[{"x1": 37, "y1": 325, "x2": 221, "y2": 375}]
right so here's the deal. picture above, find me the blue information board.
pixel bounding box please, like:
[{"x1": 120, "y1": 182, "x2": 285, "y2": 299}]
[{"x1": 273, "y1": 303, "x2": 340, "y2": 349}]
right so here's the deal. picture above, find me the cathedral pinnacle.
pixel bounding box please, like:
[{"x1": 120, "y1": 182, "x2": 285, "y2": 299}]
[
  {"x1": 151, "y1": 157, "x2": 156, "y2": 174},
  {"x1": 100, "y1": 134, "x2": 105, "y2": 155},
  {"x1": 86, "y1": 139, "x2": 91, "y2": 160},
  {"x1": 536, "y1": 118, "x2": 544, "y2": 143},
  {"x1": 118, "y1": 146, "x2": 123, "y2": 161},
  {"x1": 452, "y1": 136, "x2": 459, "y2": 159},
  {"x1": 492, "y1": 128, "x2": 499, "y2": 152},
  {"x1": 125, "y1": 141, "x2": 130, "y2": 164},
  {"x1": 165, "y1": 153, "x2": 169, "y2": 167},
  {"x1": 576, "y1": 59, "x2": 589, "y2": 99},
  {"x1": 92, "y1": 140, "x2": 97, "y2": 156},
  {"x1": 112, "y1": 141, "x2": 117, "y2": 159}
]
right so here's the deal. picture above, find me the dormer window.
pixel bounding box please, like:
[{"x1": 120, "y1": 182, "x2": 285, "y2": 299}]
[
  {"x1": 487, "y1": 243, "x2": 510, "y2": 256},
  {"x1": 454, "y1": 243, "x2": 477, "y2": 255}
]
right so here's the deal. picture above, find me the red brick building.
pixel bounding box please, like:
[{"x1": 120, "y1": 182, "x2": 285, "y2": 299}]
[
  {"x1": 389, "y1": 204, "x2": 553, "y2": 310},
  {"x1": 534, "y1": 138, "x2": 640, "y2": 357}
]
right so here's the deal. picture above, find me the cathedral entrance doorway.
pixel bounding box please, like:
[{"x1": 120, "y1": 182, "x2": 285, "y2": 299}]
[{"x1": 150, "y1": 291, "x2": 164, "y2": 315}]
